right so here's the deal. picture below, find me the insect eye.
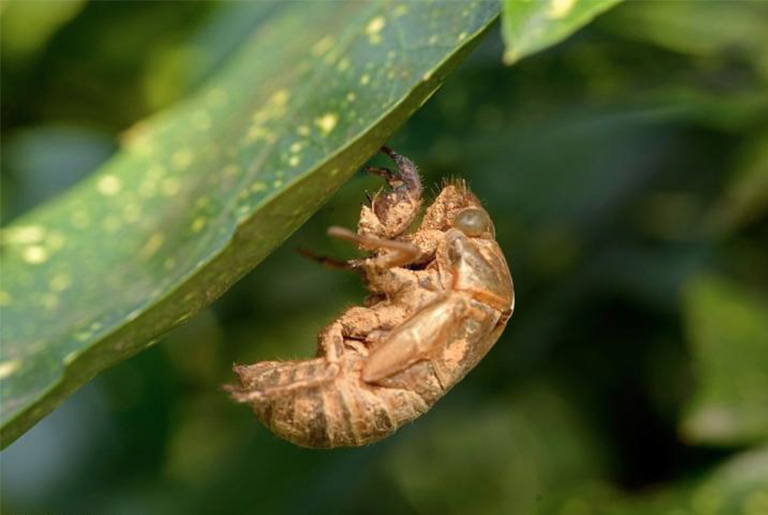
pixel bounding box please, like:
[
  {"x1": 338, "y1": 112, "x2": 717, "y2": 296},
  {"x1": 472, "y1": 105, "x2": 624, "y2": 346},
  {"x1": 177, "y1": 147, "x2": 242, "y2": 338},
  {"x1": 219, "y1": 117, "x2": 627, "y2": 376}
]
[{"x1": 452, "y1": 208, "x2": 493, "y2": 237}]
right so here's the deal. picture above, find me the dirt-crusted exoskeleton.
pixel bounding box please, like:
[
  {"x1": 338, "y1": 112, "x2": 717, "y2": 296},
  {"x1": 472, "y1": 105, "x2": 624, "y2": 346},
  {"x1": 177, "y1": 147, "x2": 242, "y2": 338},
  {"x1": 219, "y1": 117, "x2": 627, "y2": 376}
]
[{"x1": 225, "y1": 147, "x2": 514, "y2": 448}]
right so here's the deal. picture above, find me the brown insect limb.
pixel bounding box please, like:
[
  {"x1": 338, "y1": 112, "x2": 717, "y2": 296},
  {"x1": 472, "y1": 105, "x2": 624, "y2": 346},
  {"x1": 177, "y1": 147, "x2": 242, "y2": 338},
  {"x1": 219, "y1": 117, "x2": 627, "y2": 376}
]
[
  {"x1": 327, "y1": 226, "x2": 421, "y2": 268},
  {"x1": 380, "y1": 146, "x2": 422, "y2": 199},
  {"x1": 360, "y1": 147, "x2": 423, "y2": 239},
  {"x1": 226, "y1": 147, "x2": 514, "y2": 449},
  {"x1": 226, "y1": 320, "x2": 347, "y2": 403},
  {"x1": 226, "y1": 359, "x2": 340, "y2": 403},
  {"x1": 365, "y1": 166, "x2": 398, "y2": 183},
  {"x1": 362, "y1": 294, "x2": 468, "y2": 383},
  {"x1": 227, "y1": 369, "x2": 336, "y2": 402},
  {"x1": 296, "y1": 247, "x2": 356, "y2": 270}
]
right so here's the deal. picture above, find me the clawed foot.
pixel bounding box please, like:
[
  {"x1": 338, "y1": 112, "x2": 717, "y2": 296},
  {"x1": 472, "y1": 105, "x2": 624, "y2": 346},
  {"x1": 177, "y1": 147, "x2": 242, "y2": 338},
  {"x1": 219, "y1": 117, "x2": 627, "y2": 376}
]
[
  {"x1": 299, "y1": 147, "x2": 424, "y2": 270},
  {"x1": 355, "y1": 147, "x2": 423, "y2": 239}
]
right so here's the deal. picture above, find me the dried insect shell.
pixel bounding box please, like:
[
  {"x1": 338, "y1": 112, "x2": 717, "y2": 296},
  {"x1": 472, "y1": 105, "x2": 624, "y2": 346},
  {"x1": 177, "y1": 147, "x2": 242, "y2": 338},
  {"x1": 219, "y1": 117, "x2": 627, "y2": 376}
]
[{"x1": 226, "y1": 147, "x2": 513, "y2": 448}]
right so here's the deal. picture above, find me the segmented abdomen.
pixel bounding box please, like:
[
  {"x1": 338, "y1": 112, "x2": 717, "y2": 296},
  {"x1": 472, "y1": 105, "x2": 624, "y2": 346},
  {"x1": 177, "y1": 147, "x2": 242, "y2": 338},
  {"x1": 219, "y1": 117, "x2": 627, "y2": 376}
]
[{"x1": 232, "y1": 354, "x2": 430, "y2": 448}]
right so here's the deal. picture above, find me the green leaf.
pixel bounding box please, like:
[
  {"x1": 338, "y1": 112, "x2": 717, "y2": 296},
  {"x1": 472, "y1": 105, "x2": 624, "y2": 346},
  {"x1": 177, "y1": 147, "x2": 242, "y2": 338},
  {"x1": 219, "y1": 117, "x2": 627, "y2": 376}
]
[
  {"x1": 501, "y1": 0, "x2": 623, "y2": 65},
  {"x1": 0, "y1": 1, "x2": 501, "y2": 447},
  {"x1": 680, "y1": 275, "x2": 768, "y2": 445}
]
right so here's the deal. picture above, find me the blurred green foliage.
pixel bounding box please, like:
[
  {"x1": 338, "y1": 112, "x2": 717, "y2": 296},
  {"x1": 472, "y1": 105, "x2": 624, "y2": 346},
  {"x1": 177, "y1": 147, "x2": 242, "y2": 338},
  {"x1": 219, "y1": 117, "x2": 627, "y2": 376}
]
[
  {"x1": 681, "y1": 275, "x2": 768, "y2": 446},
  {"x1": 1, "y1": 2, "x2": 767, "y2": 515}
]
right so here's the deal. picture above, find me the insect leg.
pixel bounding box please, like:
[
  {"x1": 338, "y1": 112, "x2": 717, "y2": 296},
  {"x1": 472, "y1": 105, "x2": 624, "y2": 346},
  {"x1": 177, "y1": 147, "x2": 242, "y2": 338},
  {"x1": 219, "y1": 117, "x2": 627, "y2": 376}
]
[
  {"x1": 317, "y1": 321, "x2": 345, "y2": 363},
  {"x1": 380, "y1": 146, "x2": 422, "y2": 199},
  {"x1": 359, "y1": 147, "x2": 423, "y2": 239},
  {"x1": 366, "y1": 166, "x2": 398, "y2": 183},
  {"x1": 229, "y1": 321, "x2": 358, "y2": 406},
  {"x1": 226, "y1": 358, "x2": 339, "y2": 403},
  {"x1": 362, "y1": 294, "x2": 468, "y2": 383},
  {"x1": 296, "y1": 247, "x2": 359, "y2": 270},
  {"x1": 327, "y1": 226, "x2": 421, "y2": 268}
]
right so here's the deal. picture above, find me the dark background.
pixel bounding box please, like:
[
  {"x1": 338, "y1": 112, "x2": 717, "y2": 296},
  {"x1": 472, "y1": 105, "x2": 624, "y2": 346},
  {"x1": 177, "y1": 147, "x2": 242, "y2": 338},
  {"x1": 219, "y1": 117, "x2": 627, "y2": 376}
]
[{"x1": 2, "y1": 2, "x2": 767, "y2": 514}]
